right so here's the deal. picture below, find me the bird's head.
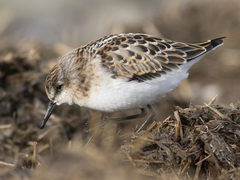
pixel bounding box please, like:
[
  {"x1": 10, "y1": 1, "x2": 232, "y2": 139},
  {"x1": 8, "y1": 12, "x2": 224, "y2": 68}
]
[{"x1": 41, "y1": 51, "x2": 78, "y2": 129}]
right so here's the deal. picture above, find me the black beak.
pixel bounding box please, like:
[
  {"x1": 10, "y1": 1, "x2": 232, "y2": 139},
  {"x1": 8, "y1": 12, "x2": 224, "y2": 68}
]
[{"x1": 40, "y1": 101, "x2": 57, "y2": 129}]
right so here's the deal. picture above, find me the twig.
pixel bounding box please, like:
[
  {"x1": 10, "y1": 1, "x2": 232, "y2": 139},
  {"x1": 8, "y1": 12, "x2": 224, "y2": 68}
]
[
  {"x1": 146, "y1": 121, "x2": 157, "y2": 132},
  {"x1": 49, "y1": 138, "x2": 53, "y2": 156},
  {"x1": 204, "y1": 103, "x2": 231, "y2": 121},
  {"x1": 38, "y1": 144, "x2": 50, "y2": 154},
  {"x1": 124, "y1": 152, "x2": 136, "y2": 167},
  {"x1": 33, "y1": 142, "x2": 37, "y2": 162},
  {"x1": 129, "y1": 159, "x2": 170, "y2": 166},
  {"x1": 205, "y1": 142, "x2": 221, "y2": 170},
  {"x1": 174, "y1": 111, "x2": 183, "y2": 140},
  {"x1": 195, "y1": 154, "x2": 211, "y2": 166},
  {"x1": 194, "y1": 155, "x2": 203, "y2": 180},
  {"x1": 181, "y1": 156, "x2": 192, "y2": 173},
  {"x1": 0, "y1": 161, "x2": 15, "y2": 167},
  {"x1": 0, "y1": 124, "x2": 12, "y2": 129},
  {"x1": 208, "y1": 94, "x2": 218, "y2": 105},
  {"x1": 37, "y1": 125, "x2": 59, "y2": 141}
]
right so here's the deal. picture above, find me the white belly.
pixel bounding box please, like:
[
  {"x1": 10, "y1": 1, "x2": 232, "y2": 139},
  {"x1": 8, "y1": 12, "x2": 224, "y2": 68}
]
[
  {"x1": 87, "y1": 70, "x2": 189, "y2": 112},
  {"x1": 83, "y1": 55, "x2": 203, "y2": 112}
]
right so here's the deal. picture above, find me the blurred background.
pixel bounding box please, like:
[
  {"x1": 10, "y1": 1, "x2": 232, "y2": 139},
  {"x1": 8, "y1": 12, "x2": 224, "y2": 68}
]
[{"x1": 0, "y1": 0, "x2": 240, "y2": 173}]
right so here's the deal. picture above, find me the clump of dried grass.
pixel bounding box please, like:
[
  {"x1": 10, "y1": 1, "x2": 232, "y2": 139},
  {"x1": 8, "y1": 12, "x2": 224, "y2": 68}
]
[
  {"x1": 120, "y1": 99, "x2": 240, "y2": 180},
  {"x1": 1, "y1": 100, "x2": 239, "y2": 180}
]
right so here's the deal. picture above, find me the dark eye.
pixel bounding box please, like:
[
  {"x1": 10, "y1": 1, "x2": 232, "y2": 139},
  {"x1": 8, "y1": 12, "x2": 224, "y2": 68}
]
[{"x1": 56, "y1": 85, "x2": 63, "y2": 92}]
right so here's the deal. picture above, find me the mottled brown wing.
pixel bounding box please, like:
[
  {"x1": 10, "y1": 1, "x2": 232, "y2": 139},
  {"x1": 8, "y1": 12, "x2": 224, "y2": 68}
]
[{"x1": 91, "y1": 34, "x2": 215, "y2": 82}]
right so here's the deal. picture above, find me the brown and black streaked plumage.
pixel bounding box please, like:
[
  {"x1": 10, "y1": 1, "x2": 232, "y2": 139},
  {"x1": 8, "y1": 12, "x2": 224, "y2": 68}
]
[{"x1": 41, "y1": 33, "x2": 225, "y2": 131}]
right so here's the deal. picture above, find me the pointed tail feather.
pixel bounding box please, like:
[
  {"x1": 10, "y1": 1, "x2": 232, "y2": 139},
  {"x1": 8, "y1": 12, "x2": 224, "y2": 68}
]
[{"x1": 206, "y1": 37, "x2": 226, "y2": 51}]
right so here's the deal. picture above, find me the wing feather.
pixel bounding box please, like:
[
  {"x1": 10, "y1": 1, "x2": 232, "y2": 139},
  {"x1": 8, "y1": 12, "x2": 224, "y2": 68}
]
[{"x1": 82, "y1": 33, "x2": 224, "y2": 82}]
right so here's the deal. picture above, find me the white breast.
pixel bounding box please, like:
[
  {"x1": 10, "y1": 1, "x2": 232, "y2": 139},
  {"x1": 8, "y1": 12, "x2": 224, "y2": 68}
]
[{"x1": 80, "y1": 55, "x2": 204, "y2": 112}]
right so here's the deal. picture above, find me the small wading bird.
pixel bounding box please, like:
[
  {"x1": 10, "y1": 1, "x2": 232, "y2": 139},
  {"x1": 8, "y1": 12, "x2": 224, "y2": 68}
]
[{"x1": 40, "y1": 33, "x2": 225, "y2": 132}]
